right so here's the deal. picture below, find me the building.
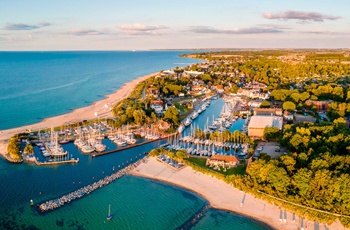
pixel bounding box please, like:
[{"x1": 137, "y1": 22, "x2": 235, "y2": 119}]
[
  {"x1": 248, "y1": 116, "x2": 283, "y2": 138},
  {"x1": 283, "y1": 111, "x2": 294, "y2": 121},
  {"x1": 248, "y1": 100, "x2": 262, "y2": 108},
  {"x1": 305, "y1": 100, "x2": 333, "y2": 111},
  {"x1": 206, "y1": 155, "x2": 239, "y2": 168},
  {"x1": 156, "y1": 120, "x2": 171, "y2": 131},
  {"x1": 254, "y1": 108, "x2": 283, "y2": 116},
  {"x1": 147, "y1": 87, "x2": 159, "y2": 98}
]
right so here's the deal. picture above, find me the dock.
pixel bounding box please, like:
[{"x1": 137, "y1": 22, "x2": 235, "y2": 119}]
[
  {"x1": 92, "y1": 133, "x2": 177, "y2": 158},
  {"x1": 34, "y1": 158, "x2": 79, "y2": 166}
]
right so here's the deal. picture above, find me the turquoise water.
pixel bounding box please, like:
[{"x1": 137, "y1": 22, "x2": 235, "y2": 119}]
[
  {"x1": 0, "y1": 51, "x2": 199, "y2": 130},
  {"x1": 0, "y1": 51, "x2": 270, "y2": 229},
  {"x1": 192, "y1": 209, "x2": 271, "y2": 230}
]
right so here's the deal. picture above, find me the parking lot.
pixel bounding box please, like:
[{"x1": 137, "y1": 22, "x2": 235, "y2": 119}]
[{"x1": 255, "y1": 141, "x2": 286, "y2": 158}]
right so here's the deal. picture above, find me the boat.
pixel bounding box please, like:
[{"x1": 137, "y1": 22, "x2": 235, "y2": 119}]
[
  {"x1": 177, "y1": 124, "x2": 185, "y2": 133},
  {"x1": 30, "y1": 199, "x2": 34, "y2": 207},
  {"x1": 107, "y1": 204, "x2": 113, "y2": 220},
  {"x1": 191, "y1": 111, "x2": 199, "y2": 119},
  {"x1": 184, "y1": 118, "x2": 192, "y2": 127},
  {"x1": 59, "y1": 139, "x2": 69, "y2": 144}
]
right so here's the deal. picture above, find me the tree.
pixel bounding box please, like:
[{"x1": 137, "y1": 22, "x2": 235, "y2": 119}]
[
  {"x1": 263, "y1": 126, "x2": 280, "y2": 140},
  {"x1": 7, "y1": 137, "x2": 21, "y2": 160},
  {"x1": 133, "y1": 109, "x2": 146, "y2": 125},
  {"x1": 260, "y1": 101, "x2": 271, "y2": 108},
  {"x1": 283, "y1": 101, "x2": 296, "y2": 112},
  {"x1": 24, "y1": 143, "x2": 34, "y2": 155},
  {"x1": 258, "y1": 152, "x2": 271, "y2": 162},
  {"x1": 163, "y1": 106, "x2": 179, "y2": 125},
  {"x1": 176, "y1": 149, "x2": 188, "y2": 162}
]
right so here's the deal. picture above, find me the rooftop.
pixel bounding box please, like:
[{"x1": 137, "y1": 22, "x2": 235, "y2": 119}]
[
  {"x1": 248, "y1": 116, "x2": 283, "y2": 129},
  {"x1": 210, "y1": 155, "x2": 239, "y2": 163}
]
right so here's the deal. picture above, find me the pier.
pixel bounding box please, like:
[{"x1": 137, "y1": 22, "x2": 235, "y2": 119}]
[
  {"x1": 92, "y1": 133, "x2": 177, "y2": 157},
  {"x1": 34, "y1": 158, "x2": 79, "y2": 166},
  {"x1": 38, "y1": 158, "x2": 145, "y2": 213}
]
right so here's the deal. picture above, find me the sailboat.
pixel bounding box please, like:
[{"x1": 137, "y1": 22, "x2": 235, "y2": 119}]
[{"x1": 107, "y1": 204, "x2": 113, "y2": 220}]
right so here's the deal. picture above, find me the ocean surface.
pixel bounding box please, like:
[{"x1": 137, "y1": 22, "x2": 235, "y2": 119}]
[
  {"x1": 0, "y1": 51, "x2": 200, "y2": 130},
  {"x1": 0, "y1": 51, "x2": 270, "y2": 229}
]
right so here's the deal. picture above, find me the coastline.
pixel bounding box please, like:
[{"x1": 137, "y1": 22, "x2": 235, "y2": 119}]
[
  {"x1": 129, "y1": 157, "x2": 344, "y2": 230},
  {"x1": 0, "y1": 71, "x2": 158, "y2": 156},
  {"x1": 0, "y1": 71, "x2": 158, "y2": 139}
]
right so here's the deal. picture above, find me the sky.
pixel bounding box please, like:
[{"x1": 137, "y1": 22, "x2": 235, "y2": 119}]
[{"x1": 0, "y1": 0, "x2": 349, "y2": 50}]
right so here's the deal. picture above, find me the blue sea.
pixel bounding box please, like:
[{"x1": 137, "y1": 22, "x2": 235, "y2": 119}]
[
  {"x1": 0, "y1": 51, "x2": 200, "y2": 130},
  {"x1": 0, "y1": 51, "x2": 271, "y2": 229}
]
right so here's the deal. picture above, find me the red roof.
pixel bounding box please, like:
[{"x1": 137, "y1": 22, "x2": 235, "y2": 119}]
[{"x1": 210, "y1": 155, "x2": 239, "y2": 163}]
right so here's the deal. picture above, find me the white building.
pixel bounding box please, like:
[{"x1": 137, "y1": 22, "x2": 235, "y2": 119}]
[{"x1": 248, "y1": 116, "x2": 283, "y2": 138}]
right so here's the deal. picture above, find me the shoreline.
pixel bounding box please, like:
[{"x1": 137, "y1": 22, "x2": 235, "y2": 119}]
[
  {"x1": 129, "y1": 157, "x2": 344, "y2": 230},
  {"x1": 0, "y1": 71, "x2": 158, "y2": 141}
]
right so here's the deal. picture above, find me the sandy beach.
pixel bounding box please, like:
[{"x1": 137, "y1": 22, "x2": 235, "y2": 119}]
[
  {"x1": 129, "y1": 157, "x2": 344, "y2": 230},
  {"x1": 0, "y1": 72, "x2": 158, "y2": 142}
]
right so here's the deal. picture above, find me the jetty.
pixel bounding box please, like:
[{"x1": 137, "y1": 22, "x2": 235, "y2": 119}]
[
  {"x1": 34, "y1": 158, "x2": 79, "y2": 166},
  {"x1": 92, "y1": 133, "x2": 177, "y2": 157},
  {"x1": 38, "y1": 158, "x2": 145, "y2": 213}
]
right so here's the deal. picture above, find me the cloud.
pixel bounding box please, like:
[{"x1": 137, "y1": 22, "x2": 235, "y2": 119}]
[
  {"x1": 5, "y1": 23, "x2": 51, "y2": 30},
  {"x1": 118, "y1": 23, "x2": 169, "y2": 35},
  {"x1": 258, "y1": 24, "x2": 291, "y2": 30},
  {"x1": 187, "y1": 26, "x2": 282, "y2": 34},
  {"x1": 263, "y1": 10, "x2": 341, "y2": 22},
  {"x1": 67, "y1": 29, "x2": 107, "y2": 36},
  {"x1": 301, "y1": 30, "x2": 348, "y2": 35},
  {"x1": 118, "y1": 23, "x2": 169, "y2": 31}
]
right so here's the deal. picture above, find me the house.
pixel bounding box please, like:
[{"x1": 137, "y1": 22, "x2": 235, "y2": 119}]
[
  {"x1": 305, "y1": 100, "x2": 333, "y2": 111},
  {"x1": 147, "y1": 87, "x2": 159, "y2": 98},
  {"x1": 151, "y1": 100, "x2": 164, "y2": 114},
  {"x1": 156, "y1": 120, "x2": 171, "y2": 130},
  {"x1": 283, "y1": 111, "x2": 294, "y2": 121},
  {"x1": 184, "y1": 70, "x2": 203, "y2": 77},
  {"x1": 215, "y1": 85, "x2": 224, "y2": 93},
  {"x1": 206, "y1": 155, "x2": 240, "y2": 168},
  {"x1": 248, "y1": 101, "x2": 262, "y2": 108},
  {"x1": 254, "y1": 108, "x2": 283, "y2": 116}
]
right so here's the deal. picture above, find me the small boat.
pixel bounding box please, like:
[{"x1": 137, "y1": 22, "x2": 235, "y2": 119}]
[
  {"x1": 30, "y1": 199, "x2": 34, "y2": 207},
  {"x1": 107, "y1": 204, "x2": 113, "y2": 220},
  {"x1": 59, "y1": 139, "x2": 69, "y2": 144}
]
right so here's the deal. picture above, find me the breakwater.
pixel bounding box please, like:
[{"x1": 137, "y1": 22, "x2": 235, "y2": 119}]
[{"x1": 38, "y1": 158, "x2": 146, "y2": 213}]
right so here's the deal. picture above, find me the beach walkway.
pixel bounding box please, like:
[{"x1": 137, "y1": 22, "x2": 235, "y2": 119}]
[{"x1": 129, "y1": 157, "x2": 344, "y2": 230}]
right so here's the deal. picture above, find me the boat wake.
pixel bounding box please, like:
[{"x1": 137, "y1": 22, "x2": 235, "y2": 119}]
[{"x1": 0, "y1": 77, "x2": 90, "y2": 100}]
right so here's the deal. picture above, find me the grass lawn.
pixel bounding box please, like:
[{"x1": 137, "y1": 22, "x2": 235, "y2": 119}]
[
  {"x1": 179, "y1": 107, "x2": 193, "y2": 121},
  {"x1": 186, "y1": 157, "x2": 245, "y2": 175}
]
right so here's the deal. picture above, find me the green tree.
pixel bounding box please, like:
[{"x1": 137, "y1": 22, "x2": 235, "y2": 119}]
[
  {"x1": 133, "y1": 109, "x2": 146, "y2": 125},
  {"x1": 260, "y1": 101, "x2": 271, "y2": 108},
  {"x1": 283, "y1": 101, "x2": 296, "y2": 112},
  {"x1": 176, "y1": 149, "x2": 188, "y2": 162},
  {"x1": 7, "y1": 137, "x2": 21, "y2": 160},
  {"x1": 163, "y1": 106, "x2": 180, "y2": 125},
  {"x1": 24, "y1": 143, "x2": 34, "y2": 155},
  {"x1": 263, "y1": 126, "x2": 280, "y2": 140},
  {"x1": 258, "y1": 152, "x2": 271, "y2": 162}
]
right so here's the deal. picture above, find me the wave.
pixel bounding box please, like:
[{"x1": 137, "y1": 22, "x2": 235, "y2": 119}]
[{"x1": 0, "y1": 77, "x2": 89, "y2": 100}]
